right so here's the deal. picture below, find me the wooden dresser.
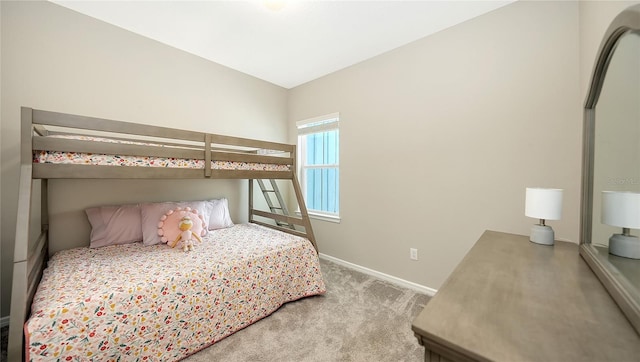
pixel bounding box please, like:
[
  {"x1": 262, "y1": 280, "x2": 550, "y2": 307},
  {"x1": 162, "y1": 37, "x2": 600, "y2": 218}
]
[{"x1": 411, "y1": 230, "x2": 640, "y2": 362}]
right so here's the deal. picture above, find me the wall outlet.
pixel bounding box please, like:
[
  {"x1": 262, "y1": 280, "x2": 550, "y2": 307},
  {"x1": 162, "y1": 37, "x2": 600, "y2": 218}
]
[{"x1": 410, "y1": 248, "x2": 418, "y2": 261}]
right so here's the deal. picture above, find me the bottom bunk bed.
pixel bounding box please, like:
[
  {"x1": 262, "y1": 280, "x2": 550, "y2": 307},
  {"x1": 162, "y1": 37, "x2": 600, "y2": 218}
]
[
  {"x1": 9, "y1": 108, "x2": 322, "y2": 361},
  {"x1": 24, "y1": 223, "x2": 325, "y2": 361}
]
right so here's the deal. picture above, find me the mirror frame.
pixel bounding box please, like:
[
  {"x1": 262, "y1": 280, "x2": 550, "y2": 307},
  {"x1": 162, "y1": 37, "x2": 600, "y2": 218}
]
[{"x1": 581, "y1": 5, "x2": 640, "y2": 335}]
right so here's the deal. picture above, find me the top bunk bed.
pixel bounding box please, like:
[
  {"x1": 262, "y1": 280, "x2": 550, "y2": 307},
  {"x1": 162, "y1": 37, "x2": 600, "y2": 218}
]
[
  {"x1": 24, "y1": 107, "x2": 297, "y2": 180},
  {"x1": 22, "y1": 107, "x2": 315, "y2": 244}
]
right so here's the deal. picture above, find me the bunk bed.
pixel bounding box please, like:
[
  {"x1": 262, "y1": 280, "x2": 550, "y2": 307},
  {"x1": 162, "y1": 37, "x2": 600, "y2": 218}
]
[{"x1": 8, "y1": 107, "x2": 325, "y2": 361}]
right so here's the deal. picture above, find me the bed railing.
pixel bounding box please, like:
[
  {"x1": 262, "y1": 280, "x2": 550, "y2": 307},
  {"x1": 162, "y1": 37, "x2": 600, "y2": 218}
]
[
  {"x1": 8, "y1": 108, "x2": 51, "y2": 360},
  {"x1": 8, "y1": 178, "x2": 48, "y2": 361},
  {"x1": 30, "y1": 108, "x2": 296, "y2": 180}
]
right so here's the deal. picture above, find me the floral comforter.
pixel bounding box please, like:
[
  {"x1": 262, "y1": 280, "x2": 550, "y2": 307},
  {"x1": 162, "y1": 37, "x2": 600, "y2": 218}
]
[
  {"x1": 25, "y1": 223, "x2": 325, "y2": 361},
  {"x1": 34, "y1": 135, "x2": 290, "y2": 171}
]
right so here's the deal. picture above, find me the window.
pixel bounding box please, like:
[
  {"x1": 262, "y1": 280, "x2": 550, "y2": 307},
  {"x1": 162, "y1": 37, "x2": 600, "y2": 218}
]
[{"x1": 297, "y1": 113, "x2": 340, "y2": 221}]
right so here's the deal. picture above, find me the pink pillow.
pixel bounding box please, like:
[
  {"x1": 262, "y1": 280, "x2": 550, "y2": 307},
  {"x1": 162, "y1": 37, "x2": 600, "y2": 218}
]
[
  {"x1": 85, "y1": 204, "x2": 142, "y2": 248},
  {"x1": 157, "y1": 207, "x2": 206, "y2": 245},
  {"x1": 140, "y1": 201, "x2": 210, "y2": 245},
  {"x1": 207, "y1": 198, "x2": 234, "y2": 230}
]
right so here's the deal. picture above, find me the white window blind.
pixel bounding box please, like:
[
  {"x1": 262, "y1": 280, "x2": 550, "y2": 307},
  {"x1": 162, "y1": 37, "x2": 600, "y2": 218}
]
[{"x1": 297, "y1": 113, "x2": 340, "y2": 219}]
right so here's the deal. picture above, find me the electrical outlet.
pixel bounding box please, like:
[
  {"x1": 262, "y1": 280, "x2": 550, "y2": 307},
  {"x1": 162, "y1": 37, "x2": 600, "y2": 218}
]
[{"x1": 410, "y1": 248, "x2": 418, "y2": 261}]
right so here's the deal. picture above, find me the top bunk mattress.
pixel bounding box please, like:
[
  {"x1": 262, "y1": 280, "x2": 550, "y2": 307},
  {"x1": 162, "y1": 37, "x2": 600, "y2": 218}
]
[
  {"x1": 34, "y1": 135, "x2": 291, "y2": 172},
  {"x1": 25, "y1": 223, "x2": 325, "y2": 361}
]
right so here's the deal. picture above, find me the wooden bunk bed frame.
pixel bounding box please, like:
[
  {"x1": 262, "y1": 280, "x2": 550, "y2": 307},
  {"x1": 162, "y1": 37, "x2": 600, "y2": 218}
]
[{"x1": 8, "y1": 107, "x2": 317, "y2": 360}]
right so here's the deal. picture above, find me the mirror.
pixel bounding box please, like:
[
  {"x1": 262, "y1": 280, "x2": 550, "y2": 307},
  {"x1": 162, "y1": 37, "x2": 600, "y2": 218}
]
[
  {"x1": 582, "y1": 6, "x2": 640, "y2": 335},
  {"x1": 592, "y1": 32, "x2": 640, "y2": 256}
]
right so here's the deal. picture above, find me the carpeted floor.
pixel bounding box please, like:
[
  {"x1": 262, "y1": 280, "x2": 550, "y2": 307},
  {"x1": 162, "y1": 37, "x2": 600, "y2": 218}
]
[
  {"x1": 184, "y1": 258, "x2": 430, "y2": 361},
  {"x1": 1, "y1": 258, "x2": 430, "y2": 361}
]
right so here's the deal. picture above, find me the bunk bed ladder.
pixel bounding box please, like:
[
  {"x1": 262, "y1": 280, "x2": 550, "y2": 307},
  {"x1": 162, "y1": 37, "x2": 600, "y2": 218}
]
[
  {"x1": 249, "y1": 178, "x2": 318, "y2": 252},
  {"x1": 256, "y1": 179, "x2": 295, "y2": 229}
]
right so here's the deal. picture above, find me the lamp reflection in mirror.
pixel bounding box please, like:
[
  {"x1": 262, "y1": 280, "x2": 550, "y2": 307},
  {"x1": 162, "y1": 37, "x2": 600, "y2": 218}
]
[
  {"x1": 602, "y1": 191, "x2": 640, "y2": 259},
  {"x1": 525, "y1": 188, "x2": 563, "y2": 245}
]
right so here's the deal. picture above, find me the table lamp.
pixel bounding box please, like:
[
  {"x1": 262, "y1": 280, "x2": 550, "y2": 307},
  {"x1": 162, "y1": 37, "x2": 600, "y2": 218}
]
[
  {"x1": 601, "y1": 191, "x2": 640, "y2": 259},
  {"x1": 525, "y1": 187, "x2": 563, "y2": 245}
]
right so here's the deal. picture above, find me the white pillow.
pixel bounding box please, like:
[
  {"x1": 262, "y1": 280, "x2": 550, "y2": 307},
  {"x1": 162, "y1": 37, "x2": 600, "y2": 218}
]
[{"x1": 207, "y1": 198, "x2": 234, "y2": 230}]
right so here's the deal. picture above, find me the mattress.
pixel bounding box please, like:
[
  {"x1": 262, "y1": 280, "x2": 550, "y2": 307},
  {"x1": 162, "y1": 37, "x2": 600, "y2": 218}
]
[
  {"x1": 34, "y1": 135, "x2": 290, "y2": 171},
  {"x1": 25, "y1": 223, "x2": 325, "y2": 361}
]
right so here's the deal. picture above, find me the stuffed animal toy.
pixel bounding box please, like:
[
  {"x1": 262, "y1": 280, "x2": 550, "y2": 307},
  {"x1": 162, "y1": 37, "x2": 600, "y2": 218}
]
[
  {"x1": 169, "y1": 216, "x2": 202, "y2": 251},
  {"x1": 157, "y1": 207, "x2": 206, "y2": 251}
]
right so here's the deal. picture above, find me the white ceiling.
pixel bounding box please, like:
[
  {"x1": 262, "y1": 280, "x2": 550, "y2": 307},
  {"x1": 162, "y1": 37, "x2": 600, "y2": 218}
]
[{"x1": 51, "y1": 1, "x2": 514, "y2": 89}]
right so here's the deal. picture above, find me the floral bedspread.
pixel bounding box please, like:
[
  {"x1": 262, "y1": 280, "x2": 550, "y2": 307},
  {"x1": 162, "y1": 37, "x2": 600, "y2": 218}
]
[
  {"x1": 25, "y1": 223, "x2": 325, "y2": 361},
  {"x1": 34, "y1": 135, "x2": 290, "y2": 171}
]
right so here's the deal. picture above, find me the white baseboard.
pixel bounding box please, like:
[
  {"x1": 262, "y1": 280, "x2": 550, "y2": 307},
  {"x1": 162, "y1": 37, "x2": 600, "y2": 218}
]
[
  {"x1": 0, "y1": 315, "x2": 9, "y2": 328},
  {"x1": 319, "y1": 253, "x2": 437, "y2": 297}
]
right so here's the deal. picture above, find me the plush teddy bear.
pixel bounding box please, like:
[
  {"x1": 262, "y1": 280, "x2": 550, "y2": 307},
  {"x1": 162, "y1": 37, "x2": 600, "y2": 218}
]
[{"x1": 169, "y1": 216, "x2": 202, "y2": 251}]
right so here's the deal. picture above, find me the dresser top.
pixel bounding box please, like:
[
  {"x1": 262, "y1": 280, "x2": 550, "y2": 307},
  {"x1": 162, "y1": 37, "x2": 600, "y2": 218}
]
[{"x1": 411, "y1": 230, "x2": 640, "y2": 362}]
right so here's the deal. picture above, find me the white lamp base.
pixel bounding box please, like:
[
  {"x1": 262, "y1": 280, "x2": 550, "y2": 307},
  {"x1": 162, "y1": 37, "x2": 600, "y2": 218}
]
[
  {"x1": 609, "y1": 234, "x2": 640, "y2": 259},
  {"x1": 530, "y1": 224, "x2": 554, "y2": 246}
]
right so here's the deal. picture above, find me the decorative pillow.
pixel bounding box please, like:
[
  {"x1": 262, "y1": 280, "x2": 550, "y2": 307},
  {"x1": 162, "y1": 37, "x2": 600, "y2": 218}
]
[
  {"x1": 85, "y1": 204, "x2": 142, "y2": 248},
  {"x1": 207, "y1": 198, "x2": 234, "y2": 230},
  {"x1": 157, "y1": 207, "x2": 206, "y2": 245},
  {"x1": 140, "y1": 201, "x2": 210, "y2": 245}
]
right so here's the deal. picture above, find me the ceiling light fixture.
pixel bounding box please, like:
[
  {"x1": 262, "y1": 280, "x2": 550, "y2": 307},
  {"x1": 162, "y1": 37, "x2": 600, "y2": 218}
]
[{"x1": 263, "y1": 0, "x2": 287, "y2": 12}]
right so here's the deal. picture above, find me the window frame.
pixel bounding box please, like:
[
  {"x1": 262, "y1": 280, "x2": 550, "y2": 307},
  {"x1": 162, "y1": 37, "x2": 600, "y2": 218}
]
[{"x1": 296, "y1": 113, "x2": 341, "y2": 223}]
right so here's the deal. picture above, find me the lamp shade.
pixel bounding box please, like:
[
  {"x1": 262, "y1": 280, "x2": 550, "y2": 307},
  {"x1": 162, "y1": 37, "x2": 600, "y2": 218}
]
[
  {"x1": 601, "y1": 191, "x2": 640, "y2": 229},
  {"x1": 525, "y1": 187, "x2": 563, "y2": 220}
]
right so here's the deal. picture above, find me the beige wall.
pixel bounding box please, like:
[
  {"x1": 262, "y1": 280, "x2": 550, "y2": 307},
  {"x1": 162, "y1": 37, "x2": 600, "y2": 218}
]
[
  {"x1": 0, "y1": 1, "x2": 287, "y2": 317},
  {"x1": 288, "y1": 0, "x2": 582, "y2": 290}
]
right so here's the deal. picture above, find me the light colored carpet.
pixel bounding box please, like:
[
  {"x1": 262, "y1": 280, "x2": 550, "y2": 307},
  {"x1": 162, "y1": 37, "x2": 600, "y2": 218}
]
[{"x1": 184, "y1": 258, "x2": 430, "y2": 362}]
